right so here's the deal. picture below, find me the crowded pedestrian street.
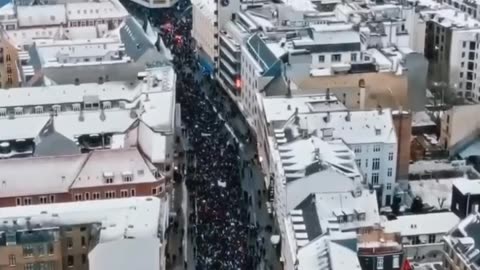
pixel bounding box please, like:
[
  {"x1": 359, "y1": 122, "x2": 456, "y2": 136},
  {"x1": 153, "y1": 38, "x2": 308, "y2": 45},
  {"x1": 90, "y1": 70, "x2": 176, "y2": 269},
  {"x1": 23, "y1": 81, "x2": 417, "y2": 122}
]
[
  {"x1": 120, "y1": 1, "x2": 279, "y2": 268},
  {"x1": 167, "y1": 15, "x2": 255, "y2": 270}
]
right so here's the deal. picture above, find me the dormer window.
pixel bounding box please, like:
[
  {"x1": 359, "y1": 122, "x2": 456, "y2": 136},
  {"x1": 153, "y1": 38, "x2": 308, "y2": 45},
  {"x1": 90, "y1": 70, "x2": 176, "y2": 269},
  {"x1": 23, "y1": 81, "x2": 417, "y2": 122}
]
[
  {"x1": 0, "y1": 108, "x2": 6, "y2": 117},
  {"x1": 14, "y1": 107, "x2": 23, "y2": 115},
  {"x1": 103, "y1": 101, "x2": 111, "y2": 110},
  {"x1": 52, "y1": 105, "x2": 61, "y2": 113},
  {"x1": 122, "y1": 171, "x2": 133, "y2": 182},
  {"x1": 34, "y1": 106, "x2": 43, "y2": 114},
  {"x1": 103, "y1": 172, "x2": 114, "y2": 184},
  {"x1": 72, "y1": 103, "x2": 81, "y2": 112}
]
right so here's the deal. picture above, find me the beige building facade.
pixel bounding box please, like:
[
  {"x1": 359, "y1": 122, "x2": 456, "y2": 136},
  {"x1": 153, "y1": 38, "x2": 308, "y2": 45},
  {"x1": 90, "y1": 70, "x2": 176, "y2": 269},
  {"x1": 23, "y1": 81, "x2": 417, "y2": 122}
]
[
  {"x1": 0, "y1": 38, "x2": 20, "y2": 88},
  {"x1": 439, "y1": 104, "x2": 480, "y2": 151}
]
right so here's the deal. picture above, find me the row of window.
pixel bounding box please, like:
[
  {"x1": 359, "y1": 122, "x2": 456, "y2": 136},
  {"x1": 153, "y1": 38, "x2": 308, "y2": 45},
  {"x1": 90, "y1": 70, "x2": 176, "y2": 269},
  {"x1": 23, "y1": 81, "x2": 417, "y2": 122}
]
[
  {"x1": 23, "y1": 262, "x2": 56, "y2": 270},
  {"x1": 0, "y1": 102, "x2": 114, "y2": 117},
  {"x1": 22, "y1": 243, "x2": 55, "y2": 258},
  {"x1": 72, "y1": 186, "x2": 163, "y2": 201},
  {"x1": 67, "y1": 254, "x2": 88, "y2": 267},
  {"x1": 333, "y1": 212, "x2": 366, "y2": 223},
  {"x1": 445, "y1": 0, "x2": 477, "y2": 17},
  {"x1": 353, "y1": 145, "x2": 393, "y2": 158},
  {"x1": 376, "y1": 254, "x2": 400, "y2": 269},
  {"x1": 16, "y1": 184, "x2": 164, "y2": 206},
  {"x1": 318, "y1": 52, "x2": 358, "y2": 63},
  {"x1": 103, "y1": 171, "x2": 135, "y2": 184},
  {"x1": 354, "y1": 158, "x2": 393, "y2": 174},
  {"x1": 69, "y1": 18, "x2": 122, "y2": 28},
  {"x1": 73, "y1": 189, "x2": 136, "y2": 201},
  {"x1": 66, "y1": 235, "x2": 87, "y2": 249},
  {"x1": 16, "y1": 195, "x2": 55, "y2": 206}
]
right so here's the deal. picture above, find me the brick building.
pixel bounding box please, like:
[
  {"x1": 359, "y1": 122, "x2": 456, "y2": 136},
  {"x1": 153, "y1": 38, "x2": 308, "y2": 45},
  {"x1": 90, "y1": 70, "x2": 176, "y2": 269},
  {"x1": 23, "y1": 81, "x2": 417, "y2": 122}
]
[{"x1": 0, "y1": 147, "x2": 165, "y2": 208}]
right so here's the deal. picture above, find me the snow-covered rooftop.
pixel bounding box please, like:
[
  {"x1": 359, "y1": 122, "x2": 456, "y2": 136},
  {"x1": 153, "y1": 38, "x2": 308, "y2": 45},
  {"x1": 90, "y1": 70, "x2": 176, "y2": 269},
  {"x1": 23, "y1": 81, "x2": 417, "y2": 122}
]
[
  {"x1": 297, "y1": 232, "x2": 361, "y2": 270},
  {"x1": 0, "y1": 66, "x2": 175, "y2": 142},
  {"x1": 412, "y1": 111, "x2": 436, "y2": 127},
  {"x1": 89, "y1": 237, "x2": 160, "y2": 270},
  {"x1": 294, "y1": 109, "x2": 397, "y2": 145},
  {"x1": 33, "y1": 38, "x2": 128, "y2": 67},
  {"x1": 293, "y1": 23, "x2": 360, "y2": 46},
  {"x1": 0, "y1": 0, "x2": 127, "y2": 48},
  {"x1": 409, "y1": 160, "x2": 468, "y2": 174},
  {"x1": 313, "y1": 190, "x2": 380, "y2": 232},
  {"x1": 0, "y1": 196, "x2": 163, "y2": 241},
  {"x1": 383, "y1": 212, "x2": 460, "y2": 237},
  {"x1": 16, "y1": 5, "x2": 67, "y2": 27},
  {"x1": 408, "y1": 178, "x2": 464, "y2": 210},
  {"x1": 0, "y1": 148, "x2": 158, "y2": 198},
  {"x1": 454, "y1": 179, "x2": 480, "y2": 195},
  {"x1": 283, "y1": 0, "x2": 317, "y2": 12},
  {"x1": 3, "y1": 26, "x2": 102, "y2": 47},
  {"x1": 65, "y1": 0, "x2": 128, "y2": 21},
  {"x1": 262, "y1": 94, "x2": 347, "y2": 123},
  {"x1": 421, "y1": 8, "x2": 480, "y2": 29},
  {"x1": 0, "y1": 196, "x2": 165, "y2": 270},
  {"x1": 278, "y1": 137, "x2": 361, "y2": 181}
]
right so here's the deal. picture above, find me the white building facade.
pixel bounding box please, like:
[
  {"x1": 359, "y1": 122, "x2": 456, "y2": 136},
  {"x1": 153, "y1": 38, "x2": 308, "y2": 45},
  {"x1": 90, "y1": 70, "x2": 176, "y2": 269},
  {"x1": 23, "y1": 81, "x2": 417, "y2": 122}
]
[
  {"x1": 384, "y1": 212, "x2": 460, "y2": 263},
  {"x1": 191, "y1": 0, "x2": 216, "y2": 64}
]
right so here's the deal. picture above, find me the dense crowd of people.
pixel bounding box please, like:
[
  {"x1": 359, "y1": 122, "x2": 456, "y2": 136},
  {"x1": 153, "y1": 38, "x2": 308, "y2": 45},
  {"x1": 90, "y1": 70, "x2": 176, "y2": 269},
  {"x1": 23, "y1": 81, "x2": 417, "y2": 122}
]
[
  {"x1": 157, "y1": 5, "x2": 262, "y2": 270},
  {"x1": 119, "y1": 0, "x2": 268, "y2": 267}
]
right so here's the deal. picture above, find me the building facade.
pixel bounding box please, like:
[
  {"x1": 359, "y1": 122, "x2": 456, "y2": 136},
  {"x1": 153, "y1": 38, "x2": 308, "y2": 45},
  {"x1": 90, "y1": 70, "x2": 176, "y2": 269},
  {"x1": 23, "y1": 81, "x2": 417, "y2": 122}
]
[
  {"x1": 357, "y1": 227, "x2": 404, "y2": 270},
  {"x1": 0, "y1": 197, "x2": 167, "y2": 270},
  {"x1": 0, "y1": 37, "x2": 20, "y2": 88},
  {"x1": 384, "y1": 212, "x2": 460, "y2": 263},
  {"x1": 451, "y1": 179, "x2": 480, "y2": 219},
  {"x1": 0, "y1": 148, "x2": 166, "y2": 208}
]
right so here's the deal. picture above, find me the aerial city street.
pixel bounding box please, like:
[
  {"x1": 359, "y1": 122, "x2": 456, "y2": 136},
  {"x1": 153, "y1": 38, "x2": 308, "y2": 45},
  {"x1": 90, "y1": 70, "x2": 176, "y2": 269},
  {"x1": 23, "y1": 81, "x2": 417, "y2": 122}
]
[{"x1": 4, "y1": 0, "x2": 480, "y2": 269}]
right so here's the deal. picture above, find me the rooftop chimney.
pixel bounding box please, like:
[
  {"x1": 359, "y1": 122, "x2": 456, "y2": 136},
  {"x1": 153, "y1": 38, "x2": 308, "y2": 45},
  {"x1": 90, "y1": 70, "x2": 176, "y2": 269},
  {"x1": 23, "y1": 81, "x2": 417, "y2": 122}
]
[
  {"x1": 326, "y1": 88, "x2": 330, "y2": 100},
  {"x1": 287, "y1": 104, "x2": 291, "y2": 111},
  {"x1": 74, "y1": 78, "x2": 80, "y2": 86},
  {"x1": 345, "y1": 111, "x2": 351, "y2": 121},
  {"x1": 98, "y1": 76, "x2": 104, "y2": 85},
  {"x1": 323, "y1": 112, "x2": 330, "y2": 123},
  {"x1": 377, "y1": 104, "x2": 383, "y2": 114}
]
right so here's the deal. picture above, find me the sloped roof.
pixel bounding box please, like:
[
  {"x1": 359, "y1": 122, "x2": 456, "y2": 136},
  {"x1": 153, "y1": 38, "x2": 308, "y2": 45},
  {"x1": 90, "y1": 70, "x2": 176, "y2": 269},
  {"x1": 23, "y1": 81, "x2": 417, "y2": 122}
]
[{"x1": 120, "y1": 17, "x2": 156, "y2": 61}]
